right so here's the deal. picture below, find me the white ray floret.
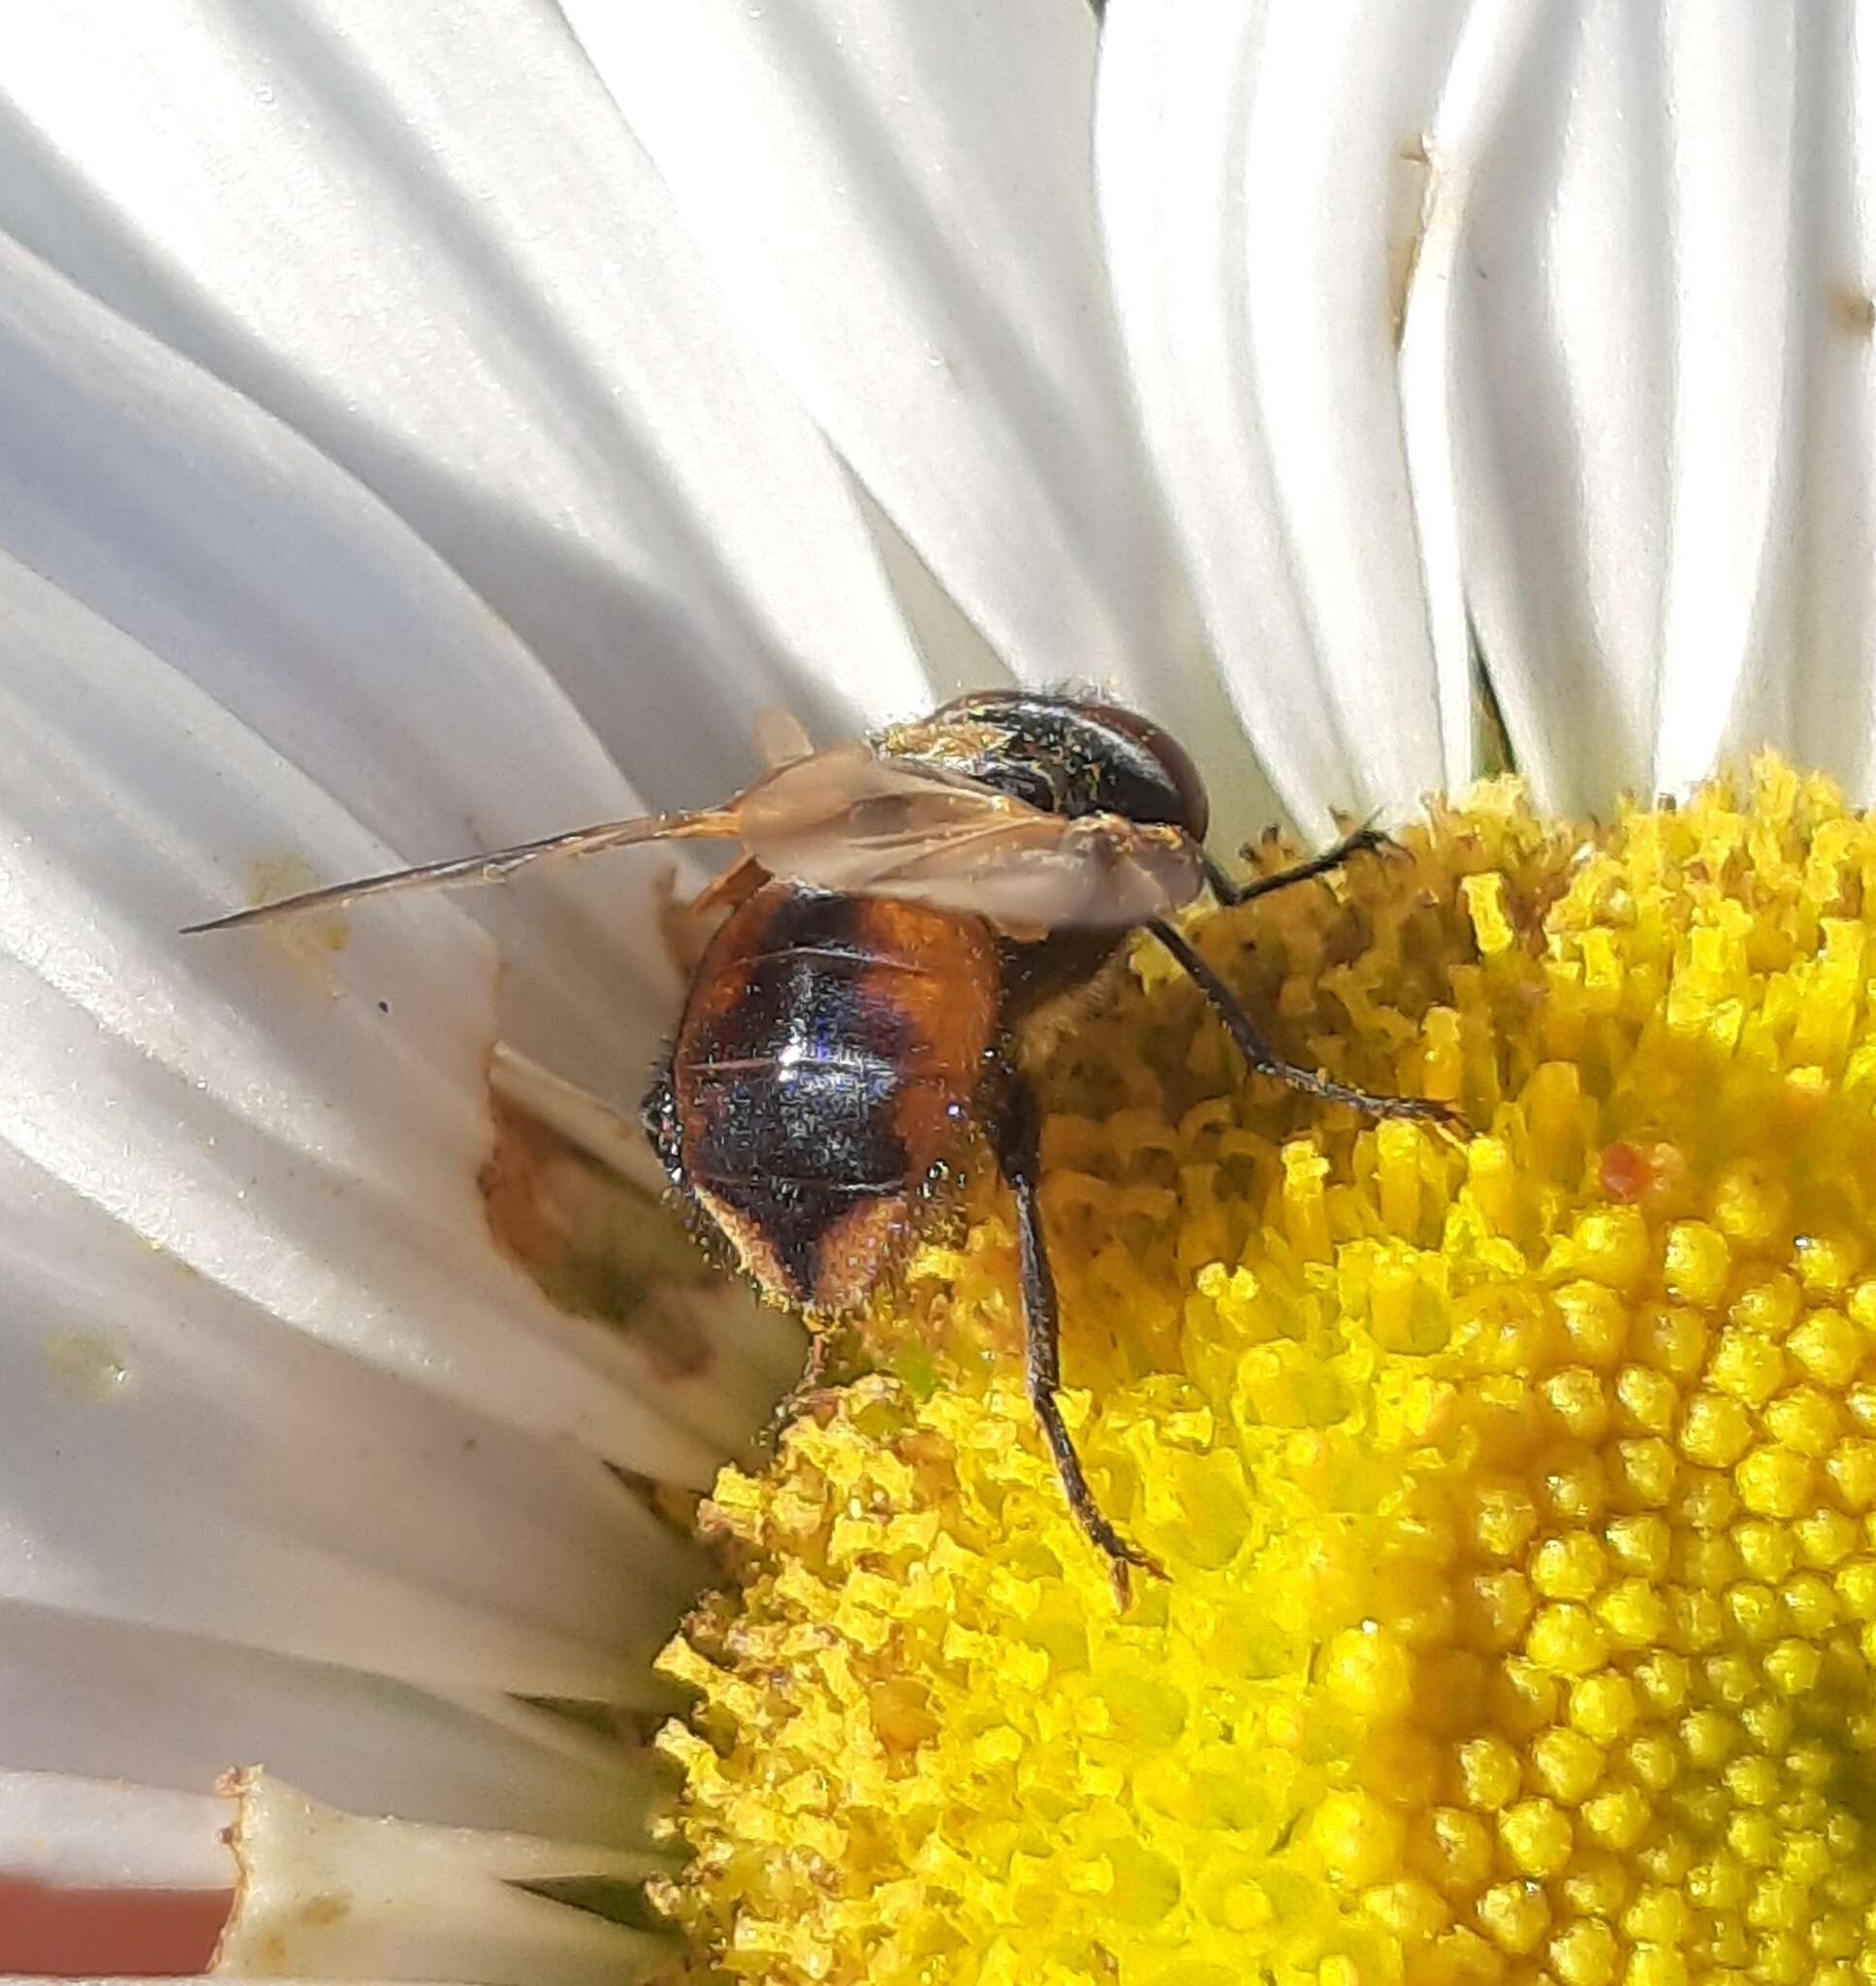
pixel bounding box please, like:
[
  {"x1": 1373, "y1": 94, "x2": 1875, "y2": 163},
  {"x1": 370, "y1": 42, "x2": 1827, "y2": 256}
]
[{"x1": 1098, "y1": 0, "x2": 1876, "y2": 821}]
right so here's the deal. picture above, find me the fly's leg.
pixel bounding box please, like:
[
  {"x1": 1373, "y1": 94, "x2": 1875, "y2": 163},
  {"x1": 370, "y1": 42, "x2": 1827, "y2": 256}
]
[
  {"x1": 1201, "y1": 820, "x2": 1395, "y2": 909},
  {"x1": 989, "y1": 1053, "x2": 1162, "y2": 1605},
  {"x1": 1148, "y1": 917, "x2": 1464, "y2": 1131}
]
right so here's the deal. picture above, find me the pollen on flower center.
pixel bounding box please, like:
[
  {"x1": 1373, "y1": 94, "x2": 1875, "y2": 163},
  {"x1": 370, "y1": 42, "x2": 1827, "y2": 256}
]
[{"x1": 653, "y1": 761, "x2": 1876, "y2": 1986}]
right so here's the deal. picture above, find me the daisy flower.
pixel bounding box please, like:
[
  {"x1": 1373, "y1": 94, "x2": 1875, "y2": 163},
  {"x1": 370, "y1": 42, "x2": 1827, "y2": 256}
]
[{"x1": 2, "y1": 3, "x2": 1874, "y2": 1983}]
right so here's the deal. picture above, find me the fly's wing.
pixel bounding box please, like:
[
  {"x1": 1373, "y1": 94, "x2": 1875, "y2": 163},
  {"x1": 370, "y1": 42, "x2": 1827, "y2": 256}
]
[
  {"x1": 183, "y1": 740, "x2": 1201, "y2": 937},
  {"x1": 738, "y1": 744, "x2": 1204, "y2": 930},
  {"x1": 817, "y1": 810, "x2": 1201, "y2": 930},
  {"x1": 182, "y1": 747, "x2": 947, "y2": 935},
  {"x1": 180, "y1": 807, "x2": 742, "y2": 934}
]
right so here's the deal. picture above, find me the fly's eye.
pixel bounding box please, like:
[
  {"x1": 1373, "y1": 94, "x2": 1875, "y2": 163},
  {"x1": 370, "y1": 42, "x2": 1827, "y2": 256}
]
[{"x1": 1086, "y1": 707, "x2": 1211, "y2": 842}]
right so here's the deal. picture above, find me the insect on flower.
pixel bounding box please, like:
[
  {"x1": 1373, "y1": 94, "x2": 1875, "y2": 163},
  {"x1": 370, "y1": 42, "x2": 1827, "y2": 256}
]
[{"x1": 187, "y1": 690, "x2": 1461, "y2": 1595}]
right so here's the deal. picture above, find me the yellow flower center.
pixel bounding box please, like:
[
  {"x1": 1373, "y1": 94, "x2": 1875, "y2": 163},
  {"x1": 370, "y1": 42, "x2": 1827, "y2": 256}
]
[{"x1": 653, "y1": 761, "x2": 1876, "y2": 1986}]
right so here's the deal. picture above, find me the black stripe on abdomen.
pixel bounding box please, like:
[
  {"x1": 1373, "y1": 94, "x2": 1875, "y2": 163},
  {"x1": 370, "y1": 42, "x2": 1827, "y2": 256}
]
[{"x1": 678, "y1": 895, "x2": 924, "y2": 1297}]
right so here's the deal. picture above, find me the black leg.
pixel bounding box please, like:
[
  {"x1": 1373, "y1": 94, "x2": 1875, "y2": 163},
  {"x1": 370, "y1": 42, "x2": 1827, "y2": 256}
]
[
  {"x1": 1203, "y1": 821, "x2": 1397, "y2": 909},
  {"x1": 1148, "y1": 918, "x2": 1463, "y2": 1130},
  {"x1": 989, "y1": 1055, "x2": 1161, "y2": 1604}
]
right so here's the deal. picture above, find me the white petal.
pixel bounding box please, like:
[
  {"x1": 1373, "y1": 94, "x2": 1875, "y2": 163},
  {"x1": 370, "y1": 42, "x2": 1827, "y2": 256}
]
[
  {"x1": 1105, "y1": 3, "x2": 1876, "y2": 819},
  {"x1": 1647, "y1": 9, "x2": 1803, "y2": 794},
  {"x1": 217, "y1": 1774, "x2": 668, "y2": 1985},
  {"x1": 1099, "y1": 0, "x2": 1464, "y2": 836},
  {"x1": 0, "y1": 550, "x2": 809, "y2": 1690},
  {"x1": 0, "y1": 1143, "x2": 703, "y2": 1697},
  {"x1": 1666, "y1": 1, "x2": 1876, "y2": 807},
  {"x1": 0, "y1": 1611, "x2": 662, "y2": 1844},
  {"x1": 0, "y1": 233, "x2": 667, "y2": 1099},
  {"x1": 1412, "y1": 2, "x2": 1677, "y2": 815},
  {"x1": 0, "y1": 252, "x2": 805, "y2": 1455},
  {"x1": 0, "y1": 1, "x2": 934, "y2": 791},
  {"x1": 563, "y1": 0, "x2": 1251, "y2": 800},
  {"x1": 1403, "y1": 4, "x2": 1870, "y2": 813},
  {"x1": 0, "y1": 1773, "x2": 228, "y2": 1891}
]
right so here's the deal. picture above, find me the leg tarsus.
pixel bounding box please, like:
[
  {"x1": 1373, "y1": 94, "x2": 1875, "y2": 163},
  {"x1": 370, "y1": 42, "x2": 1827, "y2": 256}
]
[
  {"x1": 1149, "y1": 918, "x2": 1466, "y2": 1133},
  {"x1": 989, "y1": 1056, "x2": 1162, "y2": 1598},
  {"x1": 1205, "y1": 819, "x2": 1397, "y2": 909}
]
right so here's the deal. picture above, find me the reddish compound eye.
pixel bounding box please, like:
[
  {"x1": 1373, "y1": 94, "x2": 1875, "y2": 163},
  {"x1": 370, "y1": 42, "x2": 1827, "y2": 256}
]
[{"x1": 1087, "y1": 700, "x2": 1211, "y2": 842}]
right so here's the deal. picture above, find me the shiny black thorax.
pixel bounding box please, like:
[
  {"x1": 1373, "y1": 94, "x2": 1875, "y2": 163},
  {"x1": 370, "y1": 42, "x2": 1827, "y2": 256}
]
[
  {"x1": 885, "y1": 689, "x2": 1209, "y2": 842},
  {"x1": 893, "y1": 689, "x2": 1213, "y2": 1019}
]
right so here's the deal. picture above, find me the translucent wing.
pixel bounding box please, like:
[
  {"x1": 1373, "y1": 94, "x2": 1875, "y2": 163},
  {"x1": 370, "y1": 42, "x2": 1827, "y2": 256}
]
[
  {"x1": 784, "y1": 808, "x2": 1200, "y2": 930},
  {"x1": 739, "y1": 744, "x2": 1204, "y2": 930},
  {"x1": 180, "y1": 807, "x2": 741, "y2": 934},
  {"x1": 182, "y1": 739, "x2": 1201, "y2": 937}
]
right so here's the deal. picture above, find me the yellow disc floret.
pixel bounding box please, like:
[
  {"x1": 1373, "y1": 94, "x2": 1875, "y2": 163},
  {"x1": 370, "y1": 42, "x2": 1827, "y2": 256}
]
[{"x1": 653, "y1": 760, "x2": 1876, "y2": 1986}]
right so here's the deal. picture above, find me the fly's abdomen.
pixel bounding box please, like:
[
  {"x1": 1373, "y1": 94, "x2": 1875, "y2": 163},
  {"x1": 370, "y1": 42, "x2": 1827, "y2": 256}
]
[{"x1": 671, "y1": 883, "x2": 1000, "y2": 1312}]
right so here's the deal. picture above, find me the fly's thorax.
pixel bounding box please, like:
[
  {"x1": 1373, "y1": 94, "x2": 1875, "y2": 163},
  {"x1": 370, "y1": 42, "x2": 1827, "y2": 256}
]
[{"x1": 882, "y1": 689, "x2": 1210, "y2": 841}]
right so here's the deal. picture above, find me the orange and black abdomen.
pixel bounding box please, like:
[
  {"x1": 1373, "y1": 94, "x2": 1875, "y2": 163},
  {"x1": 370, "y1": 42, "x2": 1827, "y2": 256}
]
[{"x1": 662, "y1": 882, "x2": 1001, "y2": 1314}]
